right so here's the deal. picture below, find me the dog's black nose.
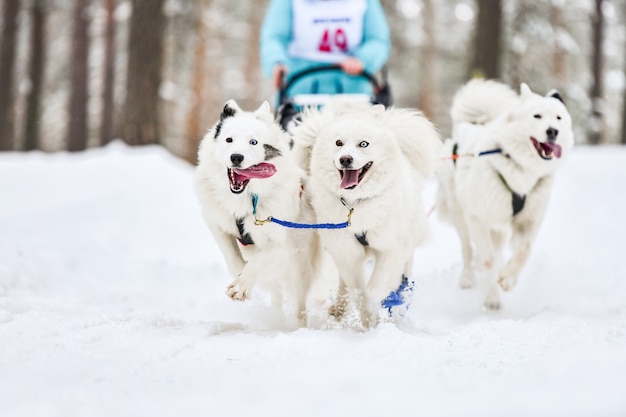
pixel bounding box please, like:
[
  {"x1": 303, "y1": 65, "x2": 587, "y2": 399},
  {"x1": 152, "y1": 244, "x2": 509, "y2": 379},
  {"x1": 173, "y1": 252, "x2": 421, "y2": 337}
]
[
  {"x1": 230, "y1": 153, "x2": 244, "y2": 166},
  {"x1": 339, "y1": 155, "x2": 353, "y2": 168},
  {"x1": 546, "y1": 127, "x2": 559, "y2": 141}
]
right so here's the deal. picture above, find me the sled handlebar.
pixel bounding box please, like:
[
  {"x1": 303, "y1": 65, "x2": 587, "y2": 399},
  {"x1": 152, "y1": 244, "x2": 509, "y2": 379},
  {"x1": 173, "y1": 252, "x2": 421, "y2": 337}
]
[{"x1": 277, "y1": 64, "x2": 384, "y2": 106}]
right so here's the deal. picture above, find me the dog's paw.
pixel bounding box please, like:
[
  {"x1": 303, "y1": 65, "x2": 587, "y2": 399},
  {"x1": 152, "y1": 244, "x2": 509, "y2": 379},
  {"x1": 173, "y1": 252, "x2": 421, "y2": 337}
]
[
  {"x1": 498, "y1": 275, "x2": 518, "y2": 292},
  {"x1": 484, "y1": 298, "x2": 502, "y2": 311},
  {"x1": 459, "y1": 270, "x2": 476, "y2": 289},
  {"x1": 226, "y1": 281, "x2": 247, "y2": 301},
  {"x1": 328, "y1": 301, "x2": 346, "y2": 319},
  {"x1": 484, "y1": 287, "x2": 502, "y2": 310}
]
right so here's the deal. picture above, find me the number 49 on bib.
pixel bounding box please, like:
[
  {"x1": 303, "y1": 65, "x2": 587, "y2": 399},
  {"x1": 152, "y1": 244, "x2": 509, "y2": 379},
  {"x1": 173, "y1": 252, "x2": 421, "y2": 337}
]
[{"x1": 318, "y1": 28, "x2": 348, "y2": 53}]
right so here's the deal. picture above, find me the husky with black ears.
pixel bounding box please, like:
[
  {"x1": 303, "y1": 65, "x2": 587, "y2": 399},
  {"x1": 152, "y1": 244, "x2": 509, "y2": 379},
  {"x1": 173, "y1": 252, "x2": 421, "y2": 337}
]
[{"x1": 194, "y1": 100, "x2": 322, "y2": 325}]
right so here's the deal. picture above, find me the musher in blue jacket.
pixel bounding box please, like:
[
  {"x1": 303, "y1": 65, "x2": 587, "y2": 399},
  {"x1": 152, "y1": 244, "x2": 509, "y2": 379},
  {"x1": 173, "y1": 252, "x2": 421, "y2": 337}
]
[{"x1": 260, "y1": 0, "x2": 391, "y2": 98}]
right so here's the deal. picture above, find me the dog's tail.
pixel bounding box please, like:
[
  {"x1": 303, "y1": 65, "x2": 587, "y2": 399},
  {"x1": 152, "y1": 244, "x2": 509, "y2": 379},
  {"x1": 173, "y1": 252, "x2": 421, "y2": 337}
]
[
  {"x1": 290, "y1": 106, "x2": 327, "y2": 174},
  {"x1": 292, "y1": 106, "x2": 324, "y2": 150},
  {"x1": 384, "y1": 107, "x2": 442, "y2": 178},
  {"x1": 450, "y1": 79, "x2": 518, "y2": 127}
]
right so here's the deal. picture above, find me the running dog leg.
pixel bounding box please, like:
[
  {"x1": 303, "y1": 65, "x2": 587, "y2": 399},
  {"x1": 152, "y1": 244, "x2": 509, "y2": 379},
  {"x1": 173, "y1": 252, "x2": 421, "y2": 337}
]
[
  {"x1": 498, "y1": 240, "x2": 531, "y2": 292},
  {"x1": 499, "y1": 180, "x2": 551, "y2": 292},
  {"x1": 452, "y1": 214, "x2": 476, "y2": 289},
  {"x1": 498, "y1": 221, "x2": 539, "y2": 292},
  {"x1": 324, "y1": 235, "x2": 368, "y2": 325},
  {"x1": 210, "y1": 225, "x2": 245, "y2": 277},
  {"x1": 465, "y1": 215, "x2": 502, "y2": 309},
  {"x1": 226, "y1": 245, "x2": 289, "y2": 302},
  {"x1": 367, "y1": 251, "x2": 407, "y2": 314},
  {"x1": 329, "y1": 281, "x2": 349, "y2": 319},
  {"x1": 484, "y1": 271, "x2": 503, "y2": 310},
  {"x1": 465, "y1": 216, "x2": 495, "y2": 271}
]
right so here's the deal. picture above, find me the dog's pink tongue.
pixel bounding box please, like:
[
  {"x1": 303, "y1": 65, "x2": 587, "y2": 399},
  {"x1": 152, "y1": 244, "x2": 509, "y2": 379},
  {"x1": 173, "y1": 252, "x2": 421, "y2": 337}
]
[
  {"x1": 543, "y1": 142, "x2": 562, "y2": 158},
  {"x1": 340, "y1": 169, "x2": 359, "y2": 189},
  {"x1": 233, "y1": 163, "x2": 276, "y2": 180}
]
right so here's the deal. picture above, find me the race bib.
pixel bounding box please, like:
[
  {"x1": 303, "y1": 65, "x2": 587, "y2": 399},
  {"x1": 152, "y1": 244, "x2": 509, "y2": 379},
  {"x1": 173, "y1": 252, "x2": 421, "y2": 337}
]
[{"x1": 288, "y1": 0, "x2": 367, "y2": 63}]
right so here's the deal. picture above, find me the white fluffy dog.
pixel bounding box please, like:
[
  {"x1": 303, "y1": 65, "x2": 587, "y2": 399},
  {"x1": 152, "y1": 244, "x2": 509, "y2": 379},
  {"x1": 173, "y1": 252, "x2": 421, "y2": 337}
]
[
  {"x1": 437, "y1": 79, "x2": 574, "y2": 309},
  {"x1": 194, "y1": 100, "x2": 320, "y2": 324},
  {"x1": 293, "y1": 101, "x2": 442, "y2": 326}
]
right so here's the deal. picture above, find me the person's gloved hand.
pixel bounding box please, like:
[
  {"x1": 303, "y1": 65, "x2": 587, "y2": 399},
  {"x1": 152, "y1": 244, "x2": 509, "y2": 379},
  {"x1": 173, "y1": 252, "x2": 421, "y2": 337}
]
[
  {"x1": 340, "y1": 57, "x2": 364, "y2": 75},
  {"x1": 273, "y1": 64, "x2": 288, "y2": 89}
]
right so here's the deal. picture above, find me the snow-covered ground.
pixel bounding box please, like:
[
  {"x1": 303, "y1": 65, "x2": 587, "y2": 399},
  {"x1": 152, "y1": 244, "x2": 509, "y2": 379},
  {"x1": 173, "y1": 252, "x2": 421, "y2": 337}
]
[{"x1": 1, "y1": 142, "x2": 625, "y2": 417}]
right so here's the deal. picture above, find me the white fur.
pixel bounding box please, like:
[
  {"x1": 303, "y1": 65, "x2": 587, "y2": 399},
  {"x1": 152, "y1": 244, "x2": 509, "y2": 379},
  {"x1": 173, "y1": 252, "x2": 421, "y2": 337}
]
[
  {"x1": 437, "y1": 79, "x2": 575, "y2": 310},
  {"x1": 293, "y1": 100, "x2": 442, "y2": 327},
  {"x1": 194, "y1": 100, "x2": 321, "y2": 324}
]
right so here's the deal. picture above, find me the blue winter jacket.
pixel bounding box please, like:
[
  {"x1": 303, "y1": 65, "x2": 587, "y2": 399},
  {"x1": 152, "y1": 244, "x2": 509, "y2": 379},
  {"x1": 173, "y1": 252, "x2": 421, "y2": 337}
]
[{"x1": 260, "y1": 0, "x2": 390, "y2": 100}]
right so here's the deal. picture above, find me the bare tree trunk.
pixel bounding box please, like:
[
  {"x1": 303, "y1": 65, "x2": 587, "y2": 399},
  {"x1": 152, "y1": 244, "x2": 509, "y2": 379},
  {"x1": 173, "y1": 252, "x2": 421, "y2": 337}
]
[
  {"x1": 589, "y1": 0, "x2": 604, "y2": 145},
  {"x1": 122, "y1": 0, "x2": 166, "y2": 146},
  {"x1": 550, "y1": 2, "x2": 565, "y2": 87},
  {"x1": 418, "y1": 0, "x2": 436, "y2": 120},
  {"x1": 508, "y1": 0, "x2": 527, "y2": 86},
  {"x1": 202, "y1": 4, "x2": 221, "y2": 136},
  {"x1": 23, "y1": 0, "x2": 47, "y2": 151},
  {"x1": 67, "y1": 0, "x2": 90, "y2": 152},
  {"x1": 241, "y1": 1, "x2": 263, "y2": 110},
  {"x1": 622, "y1": 89, "x2": 626, "y2": 144},
  {"x1": 380, "y1": 2, "x2": 417, "y2": 108},
  {"x1": 622, "y1": 11, "x2": 626, "y2": 145},
  {"x1": 185, "y1": 0, "x2": 210, "y2": 164},
  {"x1": 0, "y1": 0, "x2": 20, "y2": 151},
  {"x1": 622, "y1": 82, "x2": 626, "y2": 144},
  {"x1": 470, "y1": 0, "x2": 502, "y2": 80},
  {"x1": 100, "y1": 0, "x2": 117, "y2": 146}
]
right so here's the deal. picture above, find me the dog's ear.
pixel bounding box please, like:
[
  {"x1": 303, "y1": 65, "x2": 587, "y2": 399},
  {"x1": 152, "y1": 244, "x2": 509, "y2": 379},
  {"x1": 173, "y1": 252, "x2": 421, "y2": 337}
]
[
  {"x1": 370, "y1": 104, "x2": 386, "y2": 117},
  {"x1": 222, "y1": 99, "x2": 240, "y2": 119},
  {"x1": 546, "y1": 89, "x2": 565, "y2": 104},
  {"x1": 254, "y1": 101, "x2": 274, "y2": 122},
  {"x1": 214, "y1": 100, "x2": 240, "y2": 139},
  {"x1": 372, "y1": 104, "x2": 385, "y2": 113},
  {"x1": 255, "y1": 100, "x2": 271, "y2": 115},
  {"x1": 520, "y1": 83, "x2": 533, "y2": 98}
]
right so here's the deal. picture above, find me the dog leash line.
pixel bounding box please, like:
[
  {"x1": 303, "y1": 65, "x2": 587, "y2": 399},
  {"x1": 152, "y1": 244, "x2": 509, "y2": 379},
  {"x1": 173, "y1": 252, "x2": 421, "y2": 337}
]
[
  {"x1": 477, "y1": 148, "x2": 503, "y2": 157},
  {"x1": 251, "y1": 193, "x2": 353, "y2": 230},
  {"x1": 441, "y1": 147, "x2": 503, "y2": 161},
  {"x1": 264, "y1": 217, "x2": 350, "y2": 229}
]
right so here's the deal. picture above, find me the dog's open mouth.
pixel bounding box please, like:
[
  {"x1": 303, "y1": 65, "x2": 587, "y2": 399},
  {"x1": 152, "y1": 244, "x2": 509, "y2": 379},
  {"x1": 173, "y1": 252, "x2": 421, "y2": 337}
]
[
  {"x1": 227, "y1": 162, "x2": 276, "y2": 194},
  {"x1": 530, "y1": 137, "x2": 562, "y2": 160},
  {"x1": 339, "y1": 162, "x2": 373, "y2": 190}
]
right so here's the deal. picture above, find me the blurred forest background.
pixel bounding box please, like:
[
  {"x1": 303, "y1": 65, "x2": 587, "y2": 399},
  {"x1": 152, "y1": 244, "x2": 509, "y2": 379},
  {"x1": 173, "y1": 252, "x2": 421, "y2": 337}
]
[{"x1": 0, "y1": 0, "x2": 625, "y2": 164}]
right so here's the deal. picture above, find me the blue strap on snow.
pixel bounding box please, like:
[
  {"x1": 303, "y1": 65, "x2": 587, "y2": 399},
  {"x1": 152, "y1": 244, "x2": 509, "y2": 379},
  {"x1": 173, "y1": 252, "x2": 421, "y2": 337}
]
[{"x1": 381, "y1": 275, "x2": 414, "y2": 315}]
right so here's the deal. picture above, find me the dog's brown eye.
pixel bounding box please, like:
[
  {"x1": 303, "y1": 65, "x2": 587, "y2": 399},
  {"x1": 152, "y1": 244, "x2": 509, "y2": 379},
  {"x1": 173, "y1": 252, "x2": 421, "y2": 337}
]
[
  {"x1": 226, "y1": 137, "x2": 233, "y2": 143},
  {"x1": 533, "y1": 114, "x2": 542, "y2": 119},
  {"x1": 335, "y1": 140, "x2": 343, "y2": 147},
  {"x1": 359, "y1": 141, "x2": 369, "y2": 148},
  {"x1": 557, "y1": 115, "x2": 562, "y2": 120}
]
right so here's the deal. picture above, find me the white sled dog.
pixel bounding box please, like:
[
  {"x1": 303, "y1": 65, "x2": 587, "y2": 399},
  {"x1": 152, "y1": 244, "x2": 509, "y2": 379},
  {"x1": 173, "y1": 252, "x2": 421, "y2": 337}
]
[
  {"x1": 293, "y1": 101, "x2": 442, "y2": 326},
  {"x1": 437, "y1": 79, "x2": 574, "y2": 309},
  {"x1": 194, "y1": 100, "x2": 320, "y2": 324}
]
